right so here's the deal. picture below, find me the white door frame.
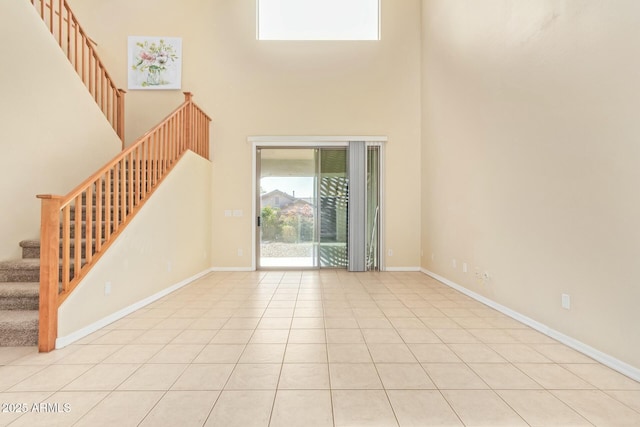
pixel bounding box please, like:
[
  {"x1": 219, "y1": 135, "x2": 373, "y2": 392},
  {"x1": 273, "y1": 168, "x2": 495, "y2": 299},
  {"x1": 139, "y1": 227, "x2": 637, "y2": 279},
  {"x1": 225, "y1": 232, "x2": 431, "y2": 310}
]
[{"x1": 249, "y1": 136, "x2": 387, "y2": 271}]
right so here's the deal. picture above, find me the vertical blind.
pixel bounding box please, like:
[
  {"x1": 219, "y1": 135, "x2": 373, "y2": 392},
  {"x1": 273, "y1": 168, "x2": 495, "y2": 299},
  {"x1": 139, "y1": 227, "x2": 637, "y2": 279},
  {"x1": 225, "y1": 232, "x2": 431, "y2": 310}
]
[{"x1": 348, "y1": 141, "x2": 367, "y2": 271}]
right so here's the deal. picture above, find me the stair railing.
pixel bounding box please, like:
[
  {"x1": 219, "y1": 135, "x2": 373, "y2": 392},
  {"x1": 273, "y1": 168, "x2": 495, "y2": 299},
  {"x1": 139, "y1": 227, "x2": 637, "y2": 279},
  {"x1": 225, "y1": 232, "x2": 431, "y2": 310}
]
[
  {"x1": 30, "y1": 0, "x2": 126, "y2": 142},
  {"x1": 37, "y1": 92, "x2": 211, "y2": 352}
]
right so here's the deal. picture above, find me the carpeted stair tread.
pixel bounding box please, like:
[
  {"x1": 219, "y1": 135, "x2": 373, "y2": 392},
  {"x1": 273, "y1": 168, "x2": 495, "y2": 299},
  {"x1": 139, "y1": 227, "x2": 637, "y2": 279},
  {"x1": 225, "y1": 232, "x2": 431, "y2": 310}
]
[
  {"x1": 0, "y1": 282, "x2": 39, "y2": 310},
  {"x1": 0, "y1": 282, "x2": 39, "y2": 297},
  {"x1": 20, "y1": 239, "x2": 98, "y2": 258},
  {"x1": 0, "y1": 258, "x2": 41, "y2": 270},
  {"x1": 0, "y1": 258, "x2": 85, "y2": 282},
  {"x1": 0, "y1": 310, "x2": 38, "y2": 346},
  {"x1": 20, "y1": 239, "x2": 94, "y2": 248}
]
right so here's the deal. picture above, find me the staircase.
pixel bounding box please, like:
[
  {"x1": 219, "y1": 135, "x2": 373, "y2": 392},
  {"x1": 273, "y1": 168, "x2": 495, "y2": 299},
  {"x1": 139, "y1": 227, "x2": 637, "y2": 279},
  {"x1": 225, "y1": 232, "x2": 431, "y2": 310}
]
[
  {"x1": 0, "y1": 184, "x2": 120, "y2": 346},
  {"x1": 0, "y1": 1, "x2": 212, "y2": 351},
  {"x1": 0, "y1": 93, "x2": 210, "y2": 350}
]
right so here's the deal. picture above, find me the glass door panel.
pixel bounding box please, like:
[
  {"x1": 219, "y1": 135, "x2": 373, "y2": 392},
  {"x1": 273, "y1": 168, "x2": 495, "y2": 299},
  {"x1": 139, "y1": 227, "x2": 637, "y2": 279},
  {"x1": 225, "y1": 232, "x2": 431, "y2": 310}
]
[
  {"x1": 258, "y1": 148, "x2": 317, "y2": 268},
  {"x1": 319, "y1": 149, "x2": 348, "y2": 268},
  {"x1": 366, "y1": 146, "x2": 379, "y2": 271},
  {"x1": 257, "y1": 145, "x2": 372, "y2": 270}
]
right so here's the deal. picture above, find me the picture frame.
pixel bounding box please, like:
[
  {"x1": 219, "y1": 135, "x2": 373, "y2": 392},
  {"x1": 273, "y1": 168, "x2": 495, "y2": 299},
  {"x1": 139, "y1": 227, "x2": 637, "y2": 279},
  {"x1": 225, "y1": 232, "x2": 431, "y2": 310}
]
[{"x1": 128, "y1": 36, "x2": 182, "y2": 90}]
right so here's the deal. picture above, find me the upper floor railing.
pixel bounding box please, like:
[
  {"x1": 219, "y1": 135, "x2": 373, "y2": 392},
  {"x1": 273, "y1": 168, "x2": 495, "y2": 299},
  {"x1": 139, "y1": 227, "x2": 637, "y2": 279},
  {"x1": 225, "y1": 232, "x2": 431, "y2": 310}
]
[
  {"x1": 37, "y1": 93, "x2": 211, "y2": 352},
  {"x1": 31, "y1": 0, "x2": 125, "y2": 142}
]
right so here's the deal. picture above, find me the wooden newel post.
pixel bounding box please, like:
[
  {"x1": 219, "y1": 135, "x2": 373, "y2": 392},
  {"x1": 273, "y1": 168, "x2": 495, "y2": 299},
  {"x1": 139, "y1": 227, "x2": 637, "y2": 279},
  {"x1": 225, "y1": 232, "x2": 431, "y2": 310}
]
[
  {"x1": 117, "y1": 89, "x2": 127, "y2": 149},
  {"x1": 184, "y1": 92, "x2": 193, "y2": 151},
  {"x1": 37, "y1": 194, "x2": 62, "y2": 352}
]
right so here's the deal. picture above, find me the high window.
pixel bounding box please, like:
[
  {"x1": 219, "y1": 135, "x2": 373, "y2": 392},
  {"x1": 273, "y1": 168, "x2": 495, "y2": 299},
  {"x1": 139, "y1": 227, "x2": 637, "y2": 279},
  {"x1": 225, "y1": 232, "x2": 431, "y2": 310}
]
[{"x1": 257, "y1": 0, "x2": 380, "y2": 40}]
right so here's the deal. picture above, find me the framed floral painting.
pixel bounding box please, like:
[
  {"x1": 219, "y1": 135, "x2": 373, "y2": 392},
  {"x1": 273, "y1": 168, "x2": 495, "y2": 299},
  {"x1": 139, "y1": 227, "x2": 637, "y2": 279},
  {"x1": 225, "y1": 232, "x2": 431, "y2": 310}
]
[{"x1": 128, "y1": 36, "x2": 182, "y2": 90}]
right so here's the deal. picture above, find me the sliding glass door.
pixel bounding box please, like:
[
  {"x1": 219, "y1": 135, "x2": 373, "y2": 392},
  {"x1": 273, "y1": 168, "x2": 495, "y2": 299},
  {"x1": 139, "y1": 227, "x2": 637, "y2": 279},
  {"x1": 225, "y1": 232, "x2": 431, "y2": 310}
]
[
  {"x1": 257, "y1": 145, "x2": 379, "y2": 270},
  {"x1": 258, "y1": 148, "x2": 318, "y2": 268}
]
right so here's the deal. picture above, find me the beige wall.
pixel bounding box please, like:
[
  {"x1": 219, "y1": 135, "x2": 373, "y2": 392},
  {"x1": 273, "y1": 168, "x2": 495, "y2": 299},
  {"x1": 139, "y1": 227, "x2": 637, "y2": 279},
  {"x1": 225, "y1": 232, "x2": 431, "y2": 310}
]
[
  {"x1": 58, "y1": 151, "x2": 212, "y2": 338},
  {"x1": 421, "y1": 0, "x2": 640, "y2": 368},
  {"x1": 0, "y1": 0, "x2": 121, "y2": 260},
  {"x1": 69, "y1": 0, "x2": 423, "y2": 269}
]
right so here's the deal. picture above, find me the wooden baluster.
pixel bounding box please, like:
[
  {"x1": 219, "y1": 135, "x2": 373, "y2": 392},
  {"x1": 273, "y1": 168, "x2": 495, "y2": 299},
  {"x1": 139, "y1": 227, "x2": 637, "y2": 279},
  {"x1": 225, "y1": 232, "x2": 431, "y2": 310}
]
[
  {"x1": 85, "y1": 184, "x2": 93, "y2": 264},
  {"x1": 49, "y1": 0, "x2": 54, "y2": 36},
  {"x1": 100, "y1": 74, "x2": 104, "y2": 125},
  {"x1": 118, "y1": 90, "x2": 126, "y2": 145},
  {"x1": 180, "y1": 111, "x2": 185, "y2": 154},
  {"x1": 197, "y1": 108, "x2": 202, "y2": 155},
  {"x1": 103, "y1": 171, "x2": 110, "y2": 241},
  {"x1": 106, "y1": 83, "x2": 112, "y2": 126},
  {"x1": 206, "y1": 117, "x2": 210, "y2": 159},
  {"x1": 166, "y1": 122, "x2": 171, "y2": 166},
  {"x1": 195, "y1": 105, "x2": 199, "y2": 154},
  {"x1": 183, "y1": 108, "x2": 187, "y2": 153},
  {"x1": 61, "y1": 205, "x2": 71, "y2": 292},
  {"x1": 156, "y1": 133, "x2": 161, "y2": 183},
  {"x1": 172, "y1": 116, "x2": 177, "y2": 161},
  {"x1": 93, "y1": 53, "x2": 98, "y2": 102},
  {"x1": 74, "y1": 17, "x2": 79, "y2": 73},
  {"x1": 167, "y1": 119, "x2": 172, "y2": 164},
  {"x1": 138, "y1": 146, "x2": 143, "y2": 204},
  {"x1": 74, "y1": 194, "x2": 82, "y2": 280},
  {"x1": 136, "y1": 144, "x2": 147, "y2": 205},
  {"x1": 121, "y1": 159, "x2": 126, "y2": 222},
  {"x1": 58, "y1": 0, "x2": 63, "y2": 46},
  {"x1": 143, "y1": 140, "x2": 149, "y2": 197},
  {"x1": 202, "y1": 113, "x2": 206, "y2": 157},
  {"x1": 81, "y1": 34, "x2": 85, "y2": 83},
  {"x1": 184, "y1": 93, "x2": 192, "y2": 151},
  {"x1": 159, "y1": 126, "x2": 164, "y2": 174},
  {"x1": 96, "y1": 176, "x2": 103, "y2": 251},
  {"x1": 171, "y1": 116, "x2": 176, "y2": 161},
  {"x1": 112, "y1": 166, "x2": 119, "y2": 233},
  {"x1": 196, "y1": 108, "x2": 201, "y2": 155},
  {"x1": 37, "y1": 194, "x2": 61, "y2": 352},
  {"x1": 65, "y1": 4, "x2": 70, "y2": 59},
  {"x1": 167, "y1": 123, "x2": 172, "y2": 165},
  {"x1": 128, "y1": 152, "x2": 134, "y2": 212},
  {"x1": 134, "y1": 147, "x2": 139, "y2": 205},
  {"x1": 160, "y1": 127, "x2": 165, "y2": 175},
  {"x1": 88, "y1": 45, "x2": 93, "y2": 99},
  {"x1": 99, "y1": 68, "x2": 103, "y2": 112}
]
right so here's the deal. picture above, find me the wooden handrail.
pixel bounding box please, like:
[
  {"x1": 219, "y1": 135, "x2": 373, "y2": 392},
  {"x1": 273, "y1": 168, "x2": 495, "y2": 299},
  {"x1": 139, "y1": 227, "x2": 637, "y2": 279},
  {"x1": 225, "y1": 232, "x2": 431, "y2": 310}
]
[
  {"x1": 37, "y1": 93, "x2": 211, "y2": 352},
  {"x1": 30, "y1": 0, "x2": 125, "y2": 142}
]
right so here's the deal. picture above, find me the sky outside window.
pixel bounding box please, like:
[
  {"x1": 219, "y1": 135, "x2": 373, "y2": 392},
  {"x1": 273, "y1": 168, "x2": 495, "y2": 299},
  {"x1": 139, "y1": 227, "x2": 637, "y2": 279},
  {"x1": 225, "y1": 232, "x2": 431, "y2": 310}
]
[{"x1": 258, "y1": 0, "x2": 380, "y2": 40}]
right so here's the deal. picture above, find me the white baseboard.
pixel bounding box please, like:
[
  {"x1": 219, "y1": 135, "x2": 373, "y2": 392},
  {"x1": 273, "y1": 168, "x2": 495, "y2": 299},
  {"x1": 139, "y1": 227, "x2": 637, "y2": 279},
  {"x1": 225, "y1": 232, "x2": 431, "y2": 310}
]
[
  {"x1": 210, "y1": 267, "x2": 255, "y2": 272},
  {"x1": 55, "y1": 268, "x2": 213, "y2": 349},
  {"x1": 421, "y1": 268, "x2": 640, "y2": 382},
  {"x1": 385, "y1": 267, "x2": 422, "y2": 272}
]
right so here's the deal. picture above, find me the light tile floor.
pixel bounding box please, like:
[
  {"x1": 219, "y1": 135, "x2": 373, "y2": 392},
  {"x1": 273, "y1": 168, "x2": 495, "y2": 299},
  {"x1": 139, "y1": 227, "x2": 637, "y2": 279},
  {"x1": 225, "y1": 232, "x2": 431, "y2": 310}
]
[{"x1": 1, "y1": 271, "x2": 640, "y2": 426}]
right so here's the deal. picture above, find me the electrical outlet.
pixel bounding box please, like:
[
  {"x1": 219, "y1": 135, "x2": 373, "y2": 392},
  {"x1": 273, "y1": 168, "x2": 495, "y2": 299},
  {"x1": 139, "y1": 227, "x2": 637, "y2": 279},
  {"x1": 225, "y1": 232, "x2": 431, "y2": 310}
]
[
  {"x1": 104, "y1": 282, "x2": 111, "y2": 296},
  {"x1": 224, "y1": 210, "x2": 232, "y2": 217},
  {"x1": 452, "y1": 259, "x2": 457, "y2": 269},
  {"x1": 388, "y1": 249, "x2": 393, "y2": 257},
  {"x1": 475, "y1": 269, "x2": 490, "y2": 285},
  {"x1": 462, "y1": 263, "x2": 468, "y2": 273},
  {"x1": 237, "y1": 248, "x2": 243, "y2": 257},
  {"x1": 431, "y1": 253, "x2": 435, "y2": 261},
  {"x1": 167, "y1": 261, "x2": 172, "y2": 272},
  {"x1": 562, "y1": 294, "x2": 571, "y2": 310},
  {"x1": 233, "y1": 209, "x2": 243, "y2": 217}
]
